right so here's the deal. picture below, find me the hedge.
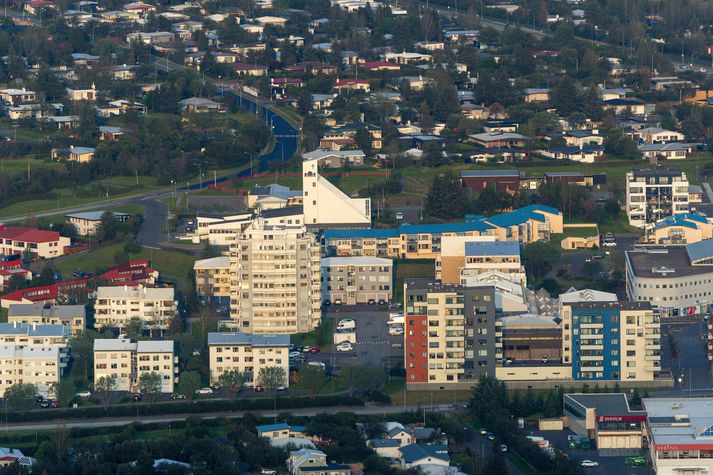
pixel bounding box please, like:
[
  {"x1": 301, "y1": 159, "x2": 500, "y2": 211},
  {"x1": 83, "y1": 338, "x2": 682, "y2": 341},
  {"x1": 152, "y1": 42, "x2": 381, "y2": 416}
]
[{"x1": 4, "y1": 395, "x2": 365, "y2": 423}]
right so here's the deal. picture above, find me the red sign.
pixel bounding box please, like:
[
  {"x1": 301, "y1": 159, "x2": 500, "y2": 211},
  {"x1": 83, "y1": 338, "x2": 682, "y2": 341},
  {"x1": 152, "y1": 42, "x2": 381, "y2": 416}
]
[
  {"x1": 596, "y1": 415, "x2": 647, "y2": 423},
  {"x1": 656, "y1": 444, "x2": 713, "y2": 451}
]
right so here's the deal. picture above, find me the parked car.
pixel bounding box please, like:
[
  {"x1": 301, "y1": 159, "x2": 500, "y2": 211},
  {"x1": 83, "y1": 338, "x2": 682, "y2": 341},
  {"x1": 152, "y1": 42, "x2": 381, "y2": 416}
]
[
  {"x1": 171, "y1": 393, "x2": 186, "y2": 400},
  {"x1": 541, "y1": 355, "x2": 550, "y2": 364},
  {"x1": 389, "y1": 312, "x2": 403, "y2": 319},
  {"x1": 395, "y1": 212, "x2": 404, "y2": 220},
  {"x1": 132, "y1": 393, "x2": 143, "y2": 402},
  {"x1": 254, "y1": 386, "x2": 265, "y2": 392},
  {"x1": 378, "y1": 299, "x2": 387, "y2": 305},
  {"x1": 499, "y1": 444, "x2": 508, "y2": 452},
  {"x1": 337, "y1": 318, "x2": 356, "y2": 330},
  {"x1": 368, "y1": 299, "x2": 376, "y2": 305},
  {"x1": 487, "y1": 433, "x2": 495, "y2": 441},
  {"x1": 302, "y1": 346, "x2": 313, "y2": 353},
  {"x1": 337, "y1": 341, "x2": 354, "y2": 352},
  {"x1": 195, "y1": 388, "x2": 213, "y2": 395},
  {"x1": 309, "y1": 347, "x2": 320, "y2": 354},
  {"x1": 479, "y1": 429, "x2": 487, "y2": 436},
  {"x1": 289, "y1": 351, "x2": 302, "y2": 358},
  {"x1": 75, "y1": 390, "x2": 91, "y2": 398},
  {"x1": 388, "y1": 326, "x2": 404, "y2": 336},
  {"x1": 580, "y1": 460, "x2": 599, "y2": 468}
]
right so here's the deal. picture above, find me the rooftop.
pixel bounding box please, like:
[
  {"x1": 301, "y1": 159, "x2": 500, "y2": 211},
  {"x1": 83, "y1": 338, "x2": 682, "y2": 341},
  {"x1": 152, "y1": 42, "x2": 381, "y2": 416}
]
[
  {"x1": 321, "y1": 256, "x2": 393, "y2": 267},
  {"x1": 644, "y1": 398, "x2": 713, "y2": 448},
  {"x1": 566, "y1": 393, "x2": 644, "y2": 416},
  {"x1": 464, "y1": 240, "x2": 520, "y2": 257},
  {"x1": 207, "y1": 332, "x2": 290, "y2": 347}
]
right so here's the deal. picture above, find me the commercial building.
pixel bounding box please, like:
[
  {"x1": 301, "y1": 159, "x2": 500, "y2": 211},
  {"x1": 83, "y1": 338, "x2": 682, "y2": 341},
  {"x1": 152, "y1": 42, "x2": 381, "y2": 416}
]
[
  {"x1": 193, "y1": 256, "x2": 231, "y2": 304},
  {"x1": 0, "y1": 346, "x2": 60, "y2": 397},
  {"x1": 207, "y1": 332, "x2": 289, "y2": 388},
  {"x1": 626, "y1": 240, "x2": 713, "y2": 312},
  {"x1": 646, "y1": 213, "x2": 713, "y2": 245},
  {"x1": 302, "y1": 152, "x2": 371, "y2": 228},
  {"x1": 6, "y1": 304, "x2": 85, "y2": 335},
  {"x1": 460, "y1": 170, "x2": 521, "y2": 195},
  {"x1": 320, "y1": 256, "x2": 393, "y2": 305},
  {"x1": 626, "y1": 168, "x2": 689, "y2": 228},
  {"x1": 644, "y1": 398, "x2": 713, "y2": 475},
  {"x1": 564, "y1": 393, "x2": 647, "y2": 452},
  {"x1": 65, "y1": 211, "x2": 130, "y2": 236},
  {"x1": 229, "y1": 223, "x2": 321, "y2": 334},
  {"x1": 94, "y1": 285, "x2": 178, "y2": 332},
  {"x1": 193, "y1": 212, "x2": 253, "y2": 245},
  {"x1": 404, "y1": 279, "x2": 499, "y2": 387},
  {"x1": 302, "y1": 149, "x2": 366, "y2": 168},
  {"x1": 560, "y1": 301, "x2": 661, "y2": 382},
  {"x1": 0, "y1": 225, "x2": 70, "y2": 259},
  {"x1": 437, "y1": 240, "x2": 525, "y2": 286},
  {"x1": 93, "y1": 338, "x2": 177, "y2": 393}
]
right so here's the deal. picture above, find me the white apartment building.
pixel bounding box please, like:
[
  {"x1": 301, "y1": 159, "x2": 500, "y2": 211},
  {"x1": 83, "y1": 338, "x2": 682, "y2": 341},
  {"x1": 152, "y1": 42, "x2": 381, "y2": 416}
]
[
  {"x1": 0, "y1": 322, "x2": 68, "y2": 375},
  {"x1": 193, "y1": 256, "x2": 231, "y2": 304},
  {"x1": 0, "y1": 346, "x2": 60, "y2": 397},
  {"x1": 208, "y1": 332, "x2": 289, "y2": 387},
  {"x1": 229, "y1": 222, "x2": 321, "y2": 334},
  {"x1": 7, "y1": 304, "x2": 86, "y2": 335},
  {"x1": 437, "y1": 239, "x2": 525, "y2": 286},
  {"x1": 320, "y1": 256, "x2": 393, "y2": 305},
  {"x1": 93, "y1": 338, "x2": 176, "y2": 393},
  {"x1": 626, "y1": 168, "x2": 689, "y2": 228},
  {"x1": 302, "y1": 154, "x2": 370, "y2": 228},
  {"x1": 94, "y1": 285, "x2": 178, "y2": 332}
]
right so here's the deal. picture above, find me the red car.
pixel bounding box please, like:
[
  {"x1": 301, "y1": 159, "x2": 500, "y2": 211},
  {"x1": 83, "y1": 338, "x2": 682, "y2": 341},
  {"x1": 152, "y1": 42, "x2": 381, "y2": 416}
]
[
  {"x1": 254, "y1": 385, "x2": 265, "y2": 392},
  {"x1": 309, "y1": 347, "x2": 320, "y2": 354}
]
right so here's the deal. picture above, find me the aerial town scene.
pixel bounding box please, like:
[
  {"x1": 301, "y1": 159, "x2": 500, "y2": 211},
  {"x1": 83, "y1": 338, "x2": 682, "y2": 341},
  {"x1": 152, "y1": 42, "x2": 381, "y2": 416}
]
[{"x1": 0, "y1": 0, "x2": 713, "y2": 473}]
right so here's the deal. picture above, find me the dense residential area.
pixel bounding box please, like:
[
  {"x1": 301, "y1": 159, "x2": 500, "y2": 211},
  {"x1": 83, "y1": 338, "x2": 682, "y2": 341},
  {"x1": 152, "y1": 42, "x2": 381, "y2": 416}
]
[{"x1": 2, "y1": 0, "x2": 713, "y2": 473}]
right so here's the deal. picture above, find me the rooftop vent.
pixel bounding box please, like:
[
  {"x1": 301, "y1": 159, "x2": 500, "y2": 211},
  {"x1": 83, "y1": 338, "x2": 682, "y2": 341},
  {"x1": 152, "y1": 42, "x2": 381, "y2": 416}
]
[{"x1": 652, "y1": 266, "x2": 675, "y2": 275}]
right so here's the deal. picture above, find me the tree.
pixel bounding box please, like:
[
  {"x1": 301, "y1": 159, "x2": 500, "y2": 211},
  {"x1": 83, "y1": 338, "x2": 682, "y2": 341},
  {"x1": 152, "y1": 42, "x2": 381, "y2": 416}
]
[
  {"x1": 5, "y1": 383, "x2": 38, "y2": 414},
  {"x1": 257, "y1": 366, "x2": 286, "y2": 391},
  {"x1": 137, "y1": 372, "x2": 163, "y2": 402},
  {"x1": 425, "y1": 170, "x2": 465, "y2": 219},
  {"x1": 95, "y1": 375, "x2": 117, "y2": 410},
  {"x1": 522, "y1": 242, "x2": 561, "y2": 281},
  {"x1": 49, "y1": 379, "x2": 75, "y2": 411},
  {"x1": 95, "y1": 211, "x2": 119, "y2": 242},
  {"x1": 178, "y1": 370, "x2": 202, "y2": 398},
  {"x1": 299, "y1": 364, "x2": 325, "y2": 397},
  {"x1": 354, "y1": 126, "x2": 372, "y2": 155},
  {"x1": 339, "y1": 364, "x2": 384, "y2": 396},
  {"x1": 217, "y1": 370, "x2": 244, "y2": 399},
  {"x1": 551, "y1": 76, "x2": 578, "y2": 116},
  {"x1": 123, "y1": 317, "x2": 144, "y2": 341}
]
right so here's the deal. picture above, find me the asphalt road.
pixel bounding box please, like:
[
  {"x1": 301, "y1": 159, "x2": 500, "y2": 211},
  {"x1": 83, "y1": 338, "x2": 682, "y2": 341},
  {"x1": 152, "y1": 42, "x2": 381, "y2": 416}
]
[
  {"x1": 658, "y1": 319, "x2": 713, "y2": 396},
  {"x1": 0, "y1": 403, "x2": 453, "y2": 432},
  {"x1": 461, "y1": 417, "x2": 525, "y2": 475}
]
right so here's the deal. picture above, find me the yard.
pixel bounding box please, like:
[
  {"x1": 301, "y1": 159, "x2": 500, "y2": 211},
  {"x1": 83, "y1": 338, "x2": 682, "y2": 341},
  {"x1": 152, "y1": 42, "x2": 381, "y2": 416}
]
[{"x1": 393, "y1": 259, "x2": 435, "y2": 304}]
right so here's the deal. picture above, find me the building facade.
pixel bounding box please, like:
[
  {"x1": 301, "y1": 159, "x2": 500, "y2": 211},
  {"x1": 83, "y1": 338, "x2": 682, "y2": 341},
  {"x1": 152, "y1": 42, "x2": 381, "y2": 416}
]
[
  {"x1": 193, "y1": 256, "x2": 231, "y2": 304},
  {"x1": 404, "y1": 279, "x2": 499, "y2": 387},
  {"x1": 0, "y1": 346, "x2": 60, "y2": 397},
  {"x1": 208, "y1": 332, "x2": 289, "y2": 388},
  {"x1": 94, "y1": 285, "x2": 178, "y2": 332},
  {"x1": 93, "y1": 338, "x2": 176, "y2": 393},
  {"x1": 626, "y1": 168, "x2": 689, "y2": 228},
  {"x1": 320, "y1": 256, "x2": 393, "y2": 305},
  {"x1": 0, "y1": 226, "x2": 70, "y2": 259},
  {"x1": 437, "y1": 240, "x2": 525, "y2": 286},
  {"x1": 229, "y1": 223, "x2": 321, "y2": 334}
]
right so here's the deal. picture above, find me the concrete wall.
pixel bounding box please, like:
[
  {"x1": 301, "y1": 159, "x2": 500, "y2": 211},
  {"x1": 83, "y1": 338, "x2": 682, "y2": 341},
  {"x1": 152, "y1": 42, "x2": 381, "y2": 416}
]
[{"x1": 406, "y1": 377, "x2": 674, "y2": 391}]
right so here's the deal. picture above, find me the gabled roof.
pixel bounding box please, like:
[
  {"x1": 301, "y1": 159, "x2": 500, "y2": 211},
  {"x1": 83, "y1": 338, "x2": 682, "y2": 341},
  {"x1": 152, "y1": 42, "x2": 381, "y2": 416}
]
[
  {"x1": 399, "y1": 444, "x2": 450, "y2": 464},
  {"x1": 369, "y1": 438, "x2": 401, "y2": 448},
  {"x1": 484, "y1": 204, "x2": 560, "y2": 228},
  {"x1": 686, "y1": 238, "x2": 713, "y2": 263},
  {"x1": 0, "y1": 225, "x2": 62, "y2": 243},
  {"x1": 654, "y1": 213, "x2": 709, "y2": 230}
]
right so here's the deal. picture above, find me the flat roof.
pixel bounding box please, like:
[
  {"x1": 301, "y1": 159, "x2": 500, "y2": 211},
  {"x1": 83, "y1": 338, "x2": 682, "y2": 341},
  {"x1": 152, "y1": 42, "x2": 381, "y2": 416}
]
[
  {"x1": 626, "y1": 249, "x2": 712, "y2": 278},
  {"x1": 193, "y1": 256, "x2": 230, "y2": 269},
  {"x1": 7, "y1": 304, "x2": 85, "y2": 318},
  {"x1": 321, "y1": 256, "x2": 392, "y2": 267},
  {"x1": 465, "y1": 240, "x2": 520, "y2": 257},
  {"x1": 566, "y1": 393, "x2": 644, "y2": 416},
  {"x1": 94, "y1": 338, "x2": 136, "y2": 352},
  {"x1": 568, "y1": 301, "x2": 652, "y2": 311},
  {"x1": 644, "y1": 398, "x2": 713, "y2": 448},
  {"x1": 137, "y1": 340, "x2": 173, "y2": 353},
  {"x1": 207, "y1": 332, "x2": 290, "y2": 347}
]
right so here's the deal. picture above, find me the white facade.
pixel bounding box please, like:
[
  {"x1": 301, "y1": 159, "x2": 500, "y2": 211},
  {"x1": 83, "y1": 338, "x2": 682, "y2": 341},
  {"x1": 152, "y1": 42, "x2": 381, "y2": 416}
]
[
  {"x1": 0, "y1": 346, "x2": 60, "y2": 397},
  {"x1": 320, "y1": 256, "x2": 393, "y2": 305},
  {"x1": 626, "y1": 168, "x2": 689, "y2": 228},
  {"x1": 94, "y1": 285, "x2": 178, "y2": 331},
  {"x1": 302, "y1": 156, "x2": 370, "y2": 228},
  {"x1": 208, "y1": 332, "x2": 289, "y2": 387},
  {"x1": 93, "y1": 338, "x2": 176, "y2": 393}
]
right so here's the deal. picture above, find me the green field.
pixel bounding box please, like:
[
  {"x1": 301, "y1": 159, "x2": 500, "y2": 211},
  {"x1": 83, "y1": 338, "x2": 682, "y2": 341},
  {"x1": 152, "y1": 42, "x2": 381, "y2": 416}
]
[
  {"x1": 37, "y1": 243, "x2": 197, "y2": 288},
  {"x1": 0, "y1": 157, "x2": 63, "y2": 174}
]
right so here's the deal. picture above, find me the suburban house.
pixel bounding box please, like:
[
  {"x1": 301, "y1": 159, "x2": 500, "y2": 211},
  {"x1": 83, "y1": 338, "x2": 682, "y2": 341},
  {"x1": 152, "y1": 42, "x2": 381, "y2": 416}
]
[
  {"x1": 639, "y1": 142, "x2": 694, "y2": 160},
  {"x1": 0, "y1": 226, "x2": 70, "y2": 259},
  {"x1": 302, "y1": 149, "x2": 365, "y2": 168},
  {"x1": 287, "y1": 448, "x2": 350, "y2": 475},
  {"x1": 0, "y1": 261, "x2": 31, "y2": 290},
  {"x1": 398, "y1": 444, "x2": 450, "y2": 469},
  {"x1": 468, "y1": 132, "x2": 529, "y2": 148},
  {"x1": 65, "y1": 85, "x2": 97, "y2": 101},
  {"x1": 179, "y1": 97, "x2": 223, "y2": 113}
]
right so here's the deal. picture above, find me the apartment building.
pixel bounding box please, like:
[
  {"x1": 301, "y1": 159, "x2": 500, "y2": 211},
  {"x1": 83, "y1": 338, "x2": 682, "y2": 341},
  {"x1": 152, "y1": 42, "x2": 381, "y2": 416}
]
[
  {"x1": 302, "y1": 153, "x2": 371, "y2": 228},
  {"x1": 644, "y1": 398, "x2": 713, "y2": 475},
  {"x1": 193, "y1": 256, "x2": 231, "y2": 304},
  {"x1": 437, "y1": 239, "x2": 525, "y2": 286},
  {"x1": 94, "y1": 285, "x2": 178, "y2": 332},
  {"x1": 0, "y1": 279, "x2": 89, "y2": 308},
  {"x1": 7, "y1": 304, "x2": 85, "y2": 335},
  {"x1": 0, "y1": 225, "x2": 70, "y2": 259},
  {"x1": 626, "y1": 168, "x2": 689, "y2": 228},
  {"x1": 0, "y1": 346, "x2": 60, "y2": 397},
  {"x1": 646, "y1": 213, "x2": 713, "y2": 245},
  {"x1": 626, "y1": 240, "x2": 713, "y2": 312},
  {"x1": 560, "y1": 301, "x2": 661, "y2": 382},
  {"x1": 229, "y1": 222, "x2": 321, "y2": 334},
  {"x1": 404, "y1": 279, "x2": 499, "y2": 387},
  {"x1": 93, "y1": 338, "x2": 176, "y2": 393},
  {"x1": 208, "y1": 332, "x2": 289, "y2": 388},
  {"x1": 65, "y1": 210, "x2": 130, "y2": 236},
  {"x1": 320, "y1": 256, "x2": 393, "y2": 305},
  {"x1": 322, "y1": 205, "x2": 563, "y2": 259},
  {"x1": 193, "y1": 212, "x2": 253, "y2": 245}
]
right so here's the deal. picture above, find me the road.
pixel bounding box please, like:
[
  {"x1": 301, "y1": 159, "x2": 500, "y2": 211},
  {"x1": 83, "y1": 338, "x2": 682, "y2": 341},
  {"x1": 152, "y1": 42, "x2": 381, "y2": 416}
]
[
  {"x1": 1, "y1": 403, "x2": 454, "y2": 432},
  {"x1": 460, "y1": 418, "x2": 524, "y2": 475}
]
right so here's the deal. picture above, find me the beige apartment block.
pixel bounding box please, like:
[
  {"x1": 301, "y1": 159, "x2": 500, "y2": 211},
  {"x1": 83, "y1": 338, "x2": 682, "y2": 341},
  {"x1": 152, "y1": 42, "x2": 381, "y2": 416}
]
[
  {"x1": 193, "y1": 256, "x2": 231, "y2": 303},
  {"x1": 437, "y1": 237, "x2": 525, "y2": 286},
  {"x1": 229, "y1": 222, "x2": 321, "y2": 334},
  {"x1": 94, "y1": 285, "x2": 178, "y2": 332},
  {"x1": 320, "y1": 256, "x2": 393, "y2": 305},
  {"x1": 0, "y1": 345, "x2": 60, "y2": 397},
  {"x1": 208, "y1": 332, "x2": 289, "y2": 387},
  {"x1": 7, "y1": 304, "x2": 86, "y2": 335},
  {"x1": 93, "y1": 338, "x2": 176, "y2": 393}
]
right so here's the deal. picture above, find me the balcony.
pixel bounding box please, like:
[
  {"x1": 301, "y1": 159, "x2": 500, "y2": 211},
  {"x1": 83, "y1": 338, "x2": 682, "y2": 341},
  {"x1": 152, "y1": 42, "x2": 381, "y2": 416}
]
[
  {"x1": 580, "y1": 365, "x2": 604, "y2": 372},
  {"x1": 581, "y1": 344, "x2": 603, "y2": 350},
  {"x1": 646, "y1": 344, "x2": 661, "y2": 350},
  {"x1": 645, "y1": 354, "x2": 661, "y2": 361},
  {"x1": 646, "y1": 365, "x2": 661, "y2": 372},
  {"x1": 580, "y1": 355, "x2": 604, "y2": 361}
]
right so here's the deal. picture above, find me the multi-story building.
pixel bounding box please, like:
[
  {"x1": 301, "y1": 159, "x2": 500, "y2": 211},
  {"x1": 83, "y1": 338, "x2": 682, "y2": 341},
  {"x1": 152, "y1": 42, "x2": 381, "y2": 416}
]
[
  {"x1": 193, "y1": 256, "x2": 231, "y2": 304},
  {"x1": 208, "y1": 332, "x2": 289, "y2": 388},
  {"x1": 229, "y1": 222, "x2": 321, "y2": 334},
  {"x1": 626, "y1": 240, "x2": 713, "y2": 312},
  {"x1": 320, "y1": 256, "x2": 393, "y2": 305},
  {"x1": 560, "y1": 301, "x2": 661, "y2": 382},
  {"x1": 0, "y1": 225, "x2": 70, "y2": 259},
  {"x1": 65, "y1": 211, "x2": 131, "y2": 236},
  {"x1": 6, "y1": 304, "x2": 85, "y2": 336},
  {"x1": 0, "y1": 279, "x2": 89, "y2": 308},
  {"x1": 93, "y1": 338, "x2": 176, "y2": 393},
  {"x1": 626, "y1": 168, "x2": 689, "y2": 228},
  {"x1": 323, "y1": 205, "x2": 563, "y2": 259},
  {"x1": 0, "y1": 346, "x2": 60, "y2": 396},
  {"x1": 437, "y1": 240, "x2": 525, "y2": 286},
  {"x1": 404, "y1": 279, "x2": 499, "y2": 387},
  {"x1": 94, "y1": 285, "x2": 178, "y2": 332},
  {"x1": 302, "y1": 152, "x2": 371, "y2": 228},
  {"x1": 0, "y1": 322, "x2": 68, "y2": 373},
  {"x1": 644, "y1": 398, "x2": 713, "y2": 475},
  {"x1": 646, "y1": 213, "x2": 713, "y2": 245}
]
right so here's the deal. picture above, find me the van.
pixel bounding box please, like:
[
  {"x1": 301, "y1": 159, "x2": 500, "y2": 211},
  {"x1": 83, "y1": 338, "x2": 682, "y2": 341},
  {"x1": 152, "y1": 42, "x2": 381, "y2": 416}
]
[
  {"x1": 337, "y1": 318, "x2": 356, "y2": 330},
  {"x1": 388, "y1": 315, "x2": 404, "y2": 325},
  {"x1": 307, "y1": 361, "x2": 326, "y2": 370}
]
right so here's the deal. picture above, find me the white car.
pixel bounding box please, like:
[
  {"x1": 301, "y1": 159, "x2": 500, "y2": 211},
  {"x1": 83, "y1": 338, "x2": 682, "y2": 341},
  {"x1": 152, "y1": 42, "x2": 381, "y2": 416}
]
[
  {"x1": 389, "y1": 312, "x2": 403, "y2": 319},
  {"x1": 580, "y1": 460, "x2": 599, "y2": 468},
  {"x1": 336, "y1": 341, "x2": 353, "y2": 352},
  {"x1": 388, "y1": 326, "x2": 404, "y2": 336},
  {"x1": 195, "y1": 387, "x2": 213, "y2": 395},
  {"x1": 75, "y1": 390, "x2": 91, "y2": 398},
  {"x1": 289, "y1": 351, "x2": 301, "y2": 358},
  {"x1": 395, "y1": 212, "x2": 404, "y2": 220}
]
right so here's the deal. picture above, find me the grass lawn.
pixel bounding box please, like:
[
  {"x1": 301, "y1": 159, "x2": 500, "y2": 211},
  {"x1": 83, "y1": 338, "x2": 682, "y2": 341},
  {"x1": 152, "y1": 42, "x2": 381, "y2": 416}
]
[
  {"x1": 393, "y1": 259, "x2": 435, "y2": 304},
  {"x1": 38, "y1": 243, "x2": 197, "y2": 289},
  {"x1": 291, "y1": 318, "x2": 334, "y2": 350},
  {"x1": 385, "y1": 379, "x2": 471, "y2": 406},
  {"x1": 0, "y1": 157, "x2": 63, "y2": 174},
  {"x1": 289, "y1": 373, "x2": 349, "y2": 395}
]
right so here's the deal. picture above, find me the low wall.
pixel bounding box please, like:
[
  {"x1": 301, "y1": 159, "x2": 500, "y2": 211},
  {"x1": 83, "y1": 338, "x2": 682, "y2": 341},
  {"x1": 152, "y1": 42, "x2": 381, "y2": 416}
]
[{"x1": 407, "y1": 377, "x2": 674, "y2": 392}]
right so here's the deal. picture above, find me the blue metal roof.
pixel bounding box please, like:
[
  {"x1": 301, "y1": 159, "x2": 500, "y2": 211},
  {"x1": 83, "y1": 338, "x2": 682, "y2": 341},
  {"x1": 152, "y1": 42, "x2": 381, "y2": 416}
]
[
  {"x1": 207, "y1": 332, "x2": 289, "y2": 347},
  {"x1": 370, "y1": 439, "x2": 401, "y2": 448},
  {"x1": 465, "y1": 241, "x2": 520, "y2": 256},
  {"x1": 655, "y1": 213, "x2": 707, "y2": 230},
  {"x1": 399, "y1": 444, "x2": 450, "y2": 464},
  {"x1": 399, "y1": 221, "x2": 494, "y2": 235},
  {"x1": 257, "y1": 423, "x2": 289, "y2": 432},
  {"x1": 484, "y1": 204, "x2": 560, "y2": 228},
  {"x1": 686, "y1": 239, "x2": 713, "y2": 263}
]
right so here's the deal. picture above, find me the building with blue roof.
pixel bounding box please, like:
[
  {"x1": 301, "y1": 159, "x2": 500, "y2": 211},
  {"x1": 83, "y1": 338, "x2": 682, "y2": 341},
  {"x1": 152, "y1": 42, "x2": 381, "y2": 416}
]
[
  {"x1": 399, "y1": 444, "x2": 450, "y2": 468},
  {"x1": 208, "y1": 332, "x2": 290, "y2": 389},
  {"x1": 438, "y1": 239, "x2": 526, "y2": 286},
  {"x1": 648, "y1": 213, "x2": 713, "y2": 246}
]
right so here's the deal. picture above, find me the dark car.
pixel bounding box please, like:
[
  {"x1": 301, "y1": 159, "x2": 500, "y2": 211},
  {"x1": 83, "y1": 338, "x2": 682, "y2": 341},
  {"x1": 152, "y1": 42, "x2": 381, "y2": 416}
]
[{"x1": 132, "y1": 393, "x2": 143, "y2": 402}]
